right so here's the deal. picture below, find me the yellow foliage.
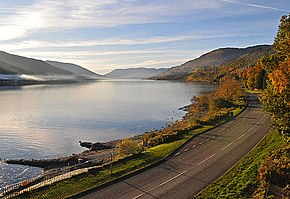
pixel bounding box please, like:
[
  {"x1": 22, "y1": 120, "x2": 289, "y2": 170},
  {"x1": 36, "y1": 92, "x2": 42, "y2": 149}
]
[{"x1": 116, "y1": 138, "x2": 143, "y2": 157}]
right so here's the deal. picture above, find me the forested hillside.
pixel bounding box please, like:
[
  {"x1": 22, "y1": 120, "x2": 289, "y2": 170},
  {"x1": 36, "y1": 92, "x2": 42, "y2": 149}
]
[
  {"x1": 187, "y1": 46, "x2": 273, "y2": 84},
  {"x1": 151, "y1": 45, "x2": 272, "y2": 81}
]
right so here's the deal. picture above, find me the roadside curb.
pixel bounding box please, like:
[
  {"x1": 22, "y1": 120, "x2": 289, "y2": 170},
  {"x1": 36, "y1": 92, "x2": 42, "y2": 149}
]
[
  {"x1": 196, "y1": 127, "x2": 274, "y2": 198},
  {"x1": 196, "y1": 93, "x2": 271, "y2": 197},
  {"x1": 69, "y1": 103, "x2": 248, "y2": 199}
]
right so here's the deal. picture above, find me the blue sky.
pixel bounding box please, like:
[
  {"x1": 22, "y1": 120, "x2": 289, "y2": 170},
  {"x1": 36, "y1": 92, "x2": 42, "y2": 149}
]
[{"x1": 0, "y1": 0, "x2": 289, "y2": 74}]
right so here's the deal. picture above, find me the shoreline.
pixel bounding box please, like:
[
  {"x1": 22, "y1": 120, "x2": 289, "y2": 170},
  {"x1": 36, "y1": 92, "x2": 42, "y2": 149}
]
[
  {"x1": 4, "y1": 96, "x2": 191, "y2": 170},
  {"x1": 2, "y1": 80, "x2": 248, "y2": 198},
  {"x1": 3, "y1": 80, "x2": 219, "y2": 186},
  {"x1": 4, "y1": 109, "x2": 190, "y2": 171},
  {"x1": 5, "y1": 140, "x2": 118, "y2": 170}
]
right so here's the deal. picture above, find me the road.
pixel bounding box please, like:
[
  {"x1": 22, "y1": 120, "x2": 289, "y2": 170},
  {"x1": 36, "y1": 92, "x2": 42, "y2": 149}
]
[{"x1": 77, "y1": 94, "x2": 272, "y2": 199}]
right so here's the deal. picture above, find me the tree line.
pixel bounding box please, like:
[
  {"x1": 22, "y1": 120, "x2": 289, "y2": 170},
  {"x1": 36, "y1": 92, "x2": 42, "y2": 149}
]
[{"x1": 246, "y1": 14, "x2": 290, "y2": 197}]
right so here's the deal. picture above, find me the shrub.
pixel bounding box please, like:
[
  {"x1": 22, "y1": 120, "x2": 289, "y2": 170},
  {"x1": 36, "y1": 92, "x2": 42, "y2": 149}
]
[{"x1": 116, "y1": 138, "x2": 144, "y2": 158}]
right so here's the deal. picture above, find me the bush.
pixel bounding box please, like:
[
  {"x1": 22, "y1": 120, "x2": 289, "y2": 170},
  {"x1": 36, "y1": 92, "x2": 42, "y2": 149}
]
[
  {"x1": 254, "y1": 145, "x2": 290, "y2": 197},
  {"x1": 116, "y1": 138, "x2": 144, "y2": 158}
]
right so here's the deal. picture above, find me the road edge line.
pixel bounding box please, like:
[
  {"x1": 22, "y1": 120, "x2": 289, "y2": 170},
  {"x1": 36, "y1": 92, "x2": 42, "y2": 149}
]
[
  {"x1": 68, "y1": 102, "x2": 249, "y2": 199},
  {"x1": 195, "y1": 127, "x2": 274, "y2": 197}
]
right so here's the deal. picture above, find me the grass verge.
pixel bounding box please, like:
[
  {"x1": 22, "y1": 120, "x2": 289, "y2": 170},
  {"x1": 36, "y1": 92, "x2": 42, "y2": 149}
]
[
  {"x1": 246, "y1": 89, "x2": 262, "y2": 94},
  {"x1": 197, "y1": 129, "x2": 286, "y2": 199},
  {"x1": 16, "y1": 107, "x2": 244, "y2": 199}
]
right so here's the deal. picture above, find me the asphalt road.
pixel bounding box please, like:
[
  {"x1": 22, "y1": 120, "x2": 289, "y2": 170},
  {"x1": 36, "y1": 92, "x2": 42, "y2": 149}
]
[{"x1": 78, "y1": 94, "x2": 272, "y2": 199}]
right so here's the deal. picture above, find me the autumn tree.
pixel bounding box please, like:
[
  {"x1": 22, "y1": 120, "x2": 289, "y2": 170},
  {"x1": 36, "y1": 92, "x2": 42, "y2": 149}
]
[
  {"x1": 245, "y1": 64, "x2": 267, "y2": 90},
  {"x1": 214, "y1": 77, "x2": 245, "y2": 102},
  {"x1": 260, "y1": 14, "x2": 290, "y2": 140}
]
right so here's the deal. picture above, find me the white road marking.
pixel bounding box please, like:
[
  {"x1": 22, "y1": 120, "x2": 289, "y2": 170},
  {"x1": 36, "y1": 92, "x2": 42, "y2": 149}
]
[
  {"x1": 246, "y1": 126, "x2": 254, "y2": 133},
  {"x1": 158, "y1": 170, "x2": 188, "y2": 187},
  {"x1": 257, "y1": 114, "x2": 266, "y2": 125},
  {"x1": 197, "y1": 154, "x2": 215, "y2": 165},
  {"x1": 212, "y1": 136, "x2": 216, "y2": 139},
  {"x1": 133, "y1": 194, "x2": 143, "y2": 199},
  {"x1": 237, "y1": 133, "x2": 245, "y2": 140},
  {"x1": 184, "y1": 148, "x2": 189, "y2": 152},
  {"x1": 244, "y1": 114, "x2": 266, "y2": 134},
  {"x1": 134, "y1": 110, "x2": 267, "y2": 199},
  {"x1": 221, "y1": 142, "x2": 233, "y2": 151},
  {"x1": 206, "y1": 139, "x2": 210, "y2": 142}
]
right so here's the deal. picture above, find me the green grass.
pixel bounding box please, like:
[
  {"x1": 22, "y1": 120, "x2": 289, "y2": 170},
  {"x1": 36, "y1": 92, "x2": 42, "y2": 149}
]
[
  {"x1": 16, "y1": 109, "x2": 243, "y2": 199},
  {"x1": 16, "y1": 130, "x2": 196, "y2": 199},
  {"x1": 246, "y1": 89, "x2": 262, "y2": 94},
  {"x1": 197, "y1": 130, "x2": 285, "y2": 199},
  {"x1": 232, "y1": 107, "x2": 243, "y2": 116}
]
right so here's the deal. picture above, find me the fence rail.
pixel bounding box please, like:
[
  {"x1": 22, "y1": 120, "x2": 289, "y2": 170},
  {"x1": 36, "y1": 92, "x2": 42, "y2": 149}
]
[{"x1": 0, "y1": 150, "x2": 115, "y2": 199}]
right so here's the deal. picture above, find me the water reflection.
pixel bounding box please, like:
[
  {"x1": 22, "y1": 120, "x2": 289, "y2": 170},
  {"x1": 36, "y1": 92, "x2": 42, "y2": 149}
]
[{"x1": 0, "y1": 80, "x2": 216, "y2": 187}]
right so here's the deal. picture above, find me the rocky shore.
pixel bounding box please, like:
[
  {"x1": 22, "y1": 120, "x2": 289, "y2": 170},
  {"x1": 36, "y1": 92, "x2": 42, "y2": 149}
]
[
  {"x1": 78, "y1": 141, "x2": 115, "y2": 151},
  {"x1": 5, "y1": 141, "x2": 117, "y2": 170}
]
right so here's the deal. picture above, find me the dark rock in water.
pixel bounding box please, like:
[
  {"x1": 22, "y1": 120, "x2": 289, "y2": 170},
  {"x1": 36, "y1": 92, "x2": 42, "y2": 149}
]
[
  {"x1": 79, "y1": 141, "x2": 93, "y2": 149},
  {"x1": 79, "y1": 141, "x2": 114, "y2": 151},
  {"x1": 5, "y1": 156, "x2": 79, "y2": 169},
  {"x1": 5, "y1": 141, "x2": 116, "y2": 169},
  {"x1": 5, "y1": 141, "x2": 116, "y2": 170}
]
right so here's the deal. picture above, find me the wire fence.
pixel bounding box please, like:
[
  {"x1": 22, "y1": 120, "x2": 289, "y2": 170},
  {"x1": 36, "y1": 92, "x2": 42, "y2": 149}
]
[
  {"x1": 0, "y1": 150, "x2": 116, "y2": 199},
  {"x1": 1, "y1": 136, "x2": 154, "y2": 198},
  {"x1": 0, "y1": 121, "x2": 202, "y2": 198}
]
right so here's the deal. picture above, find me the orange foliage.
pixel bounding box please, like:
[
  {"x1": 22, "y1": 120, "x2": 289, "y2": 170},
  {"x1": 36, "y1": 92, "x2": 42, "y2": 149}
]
[
  {"x1": 246, "y1": 67, "x2": 253, "y2": 78},
  {"x1": 254, "y1": 64, "x2": 263, "y2": 72},
  {"x1": 245, "y1": 64, "x2": 263, "y2": 79},
  {"x1": 186, "y1": 75, "x2": 194, "y2": 81},
  {"x1": 268, "y1": 59, "x2": 290, "y2": 93},
  {"x1": 215, "y1": 77, "x2": 244, "y2": 102},
  {"x1": 256, "y1": 145, "x2": 290, "y2": 193}
]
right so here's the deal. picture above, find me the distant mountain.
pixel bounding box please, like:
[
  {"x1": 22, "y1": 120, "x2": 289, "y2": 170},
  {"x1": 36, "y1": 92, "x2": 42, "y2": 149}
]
[
  {"x1": 152, "y1": 45, "x2": 273, "y2": 80},
  {"x1": 0, "y1": 51, "x2": 103, "y2": 85},
  {"x1": 0, "y1": 60, "x2": 30, "y2": 75},
  {"x1": 0, "y1": 51, "x2": 73, "y2": 76},
  {"x1": 46, "y1": 61, "x2": 104, "y2": 79},
  {"x1": 105, "y1": 67, "x2": 167, "y2": 79}
]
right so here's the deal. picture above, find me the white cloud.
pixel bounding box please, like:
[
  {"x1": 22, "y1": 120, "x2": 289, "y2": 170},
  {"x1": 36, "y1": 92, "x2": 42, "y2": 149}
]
[
  {"x1": 0, "y1": 0, "x2": 224, "y2": 41},
  {"x1": 12, "y1": 49, "x2": 202, "y2": 60},
  {"x1": 0, "y1": 26, "x2": 26, "y2": 41},
  {"x1": 0, "y1": 0, "x2": 283, "y2": 74},
  {"x1": 0, "y1": 0, "x2": 286, "y2": 42},
  {"x1": 0, "y1": 35, "x2": 195, "y2": 51},
  {"x1": 1, "y1": 33, "x2": 244, "y2": 52},
  {"x1": 220, "y1": 0, "x2": 287, "y2": 12}
]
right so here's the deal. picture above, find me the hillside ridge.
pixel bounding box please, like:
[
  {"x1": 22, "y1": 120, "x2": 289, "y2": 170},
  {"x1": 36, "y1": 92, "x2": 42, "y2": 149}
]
[{"x1": 152, "y1": 44, "x2": 273, "y2": 80}]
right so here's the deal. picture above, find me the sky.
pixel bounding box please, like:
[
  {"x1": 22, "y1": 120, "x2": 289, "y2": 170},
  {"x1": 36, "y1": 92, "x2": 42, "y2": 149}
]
[{"x1": 0, "y1": 0, "x2": 289, "y2": 74}]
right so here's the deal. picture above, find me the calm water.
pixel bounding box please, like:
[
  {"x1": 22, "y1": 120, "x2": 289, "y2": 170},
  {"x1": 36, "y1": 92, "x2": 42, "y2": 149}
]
[{"x1": 0, "y1": 80, "x2": 216, "y2": 187}]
